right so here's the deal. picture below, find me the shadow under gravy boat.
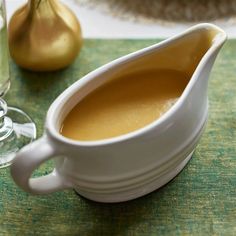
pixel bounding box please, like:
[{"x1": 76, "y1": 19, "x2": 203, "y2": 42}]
[{"x1": 11, "y1": 23, "x2": 227, "y2": 203}]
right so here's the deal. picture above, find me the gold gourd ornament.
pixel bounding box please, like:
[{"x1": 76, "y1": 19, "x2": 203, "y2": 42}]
[{"x1": 8, "y1": 0, "x2": 82, "y2": 71}]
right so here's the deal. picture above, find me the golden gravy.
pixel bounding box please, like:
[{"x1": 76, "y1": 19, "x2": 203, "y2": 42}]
[{"x1": 60, "y1": 69, "x2": 189, "y2": 141}]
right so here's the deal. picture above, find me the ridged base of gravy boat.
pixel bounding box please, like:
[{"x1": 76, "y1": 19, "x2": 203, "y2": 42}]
[{"x1": 11, "y1": 23, "x2": 226, "y2": 203}]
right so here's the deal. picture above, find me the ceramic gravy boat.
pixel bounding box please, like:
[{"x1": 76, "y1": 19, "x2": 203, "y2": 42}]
[{"x1": 11, "y1": 24, "x2": 226, "y2": 203}]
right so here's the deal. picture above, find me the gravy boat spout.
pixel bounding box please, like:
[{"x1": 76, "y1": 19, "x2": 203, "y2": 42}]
[{"x1": 11, "y1": 24, "x2": 227, "y2": 203}]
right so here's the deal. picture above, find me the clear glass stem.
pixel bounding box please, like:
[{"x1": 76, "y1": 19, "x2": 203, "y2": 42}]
[{"x1": 0, "y1": 98, "x2": 13, "y2": 141}]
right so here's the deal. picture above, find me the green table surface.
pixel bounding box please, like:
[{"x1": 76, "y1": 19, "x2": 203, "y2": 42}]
[{"x1": 0, "y1": 39, "x2": 236, "y2": 235}]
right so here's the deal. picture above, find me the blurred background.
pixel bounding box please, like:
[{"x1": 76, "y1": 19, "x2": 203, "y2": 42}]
[{"x1": 7, "y1": 0, "x2": 236, "y2": 38}]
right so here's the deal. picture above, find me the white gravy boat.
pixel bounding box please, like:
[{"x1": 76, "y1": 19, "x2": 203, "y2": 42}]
[{"x1": 11, "y1": 23, "x2": 227, "y2": 202}]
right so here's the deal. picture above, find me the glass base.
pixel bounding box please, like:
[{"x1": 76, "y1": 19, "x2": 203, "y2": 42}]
[{"x1": 0, "y1": 106, "x2": 36, "y2": 168}]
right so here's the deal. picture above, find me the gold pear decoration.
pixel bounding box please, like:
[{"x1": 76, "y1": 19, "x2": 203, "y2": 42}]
[{"x1": 8, "y1": 0, "x2": 82, "y2": 71}]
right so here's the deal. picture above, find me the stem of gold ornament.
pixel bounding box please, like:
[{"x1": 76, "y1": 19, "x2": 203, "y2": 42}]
[{"x1": 28, "y1": 0, "x2": 42, "y2": 9}]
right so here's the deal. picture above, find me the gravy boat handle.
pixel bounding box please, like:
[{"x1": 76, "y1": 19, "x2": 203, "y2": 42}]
[{"x1": 10, "y1": 135, "x2": 69, "y2": 194}]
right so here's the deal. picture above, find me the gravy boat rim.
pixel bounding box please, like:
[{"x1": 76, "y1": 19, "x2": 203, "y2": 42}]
[{"x1": 47, "y1": 23, "x2": 227, "y2": 147}]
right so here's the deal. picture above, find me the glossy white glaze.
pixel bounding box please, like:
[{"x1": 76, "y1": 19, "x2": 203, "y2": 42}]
[{"x1": 11, "y1": 23, "x2": 227, "y2": 202}]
